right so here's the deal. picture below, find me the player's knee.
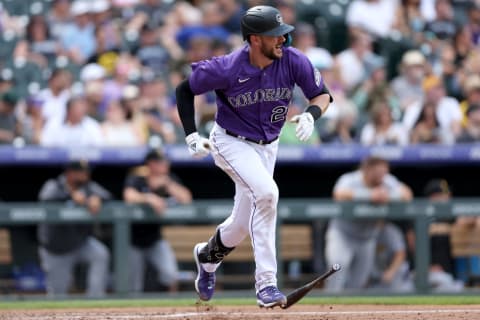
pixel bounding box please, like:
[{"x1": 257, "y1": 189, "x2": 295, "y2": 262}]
[
  {"x1": 256, "y1": 183, "x2": 279, "y2": 210},
  {"x1": 91, "y1": 243, "x2": 110, "y2": 264}
]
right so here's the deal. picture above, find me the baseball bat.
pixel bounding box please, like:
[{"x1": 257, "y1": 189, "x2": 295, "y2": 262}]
[{"x1": 281, "y1": 263, "x2": 341, "y2": 309}]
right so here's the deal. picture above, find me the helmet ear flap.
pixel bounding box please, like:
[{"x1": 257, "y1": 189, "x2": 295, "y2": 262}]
[{"x1": 283, "y1": 33, "x2": 292, "y2": 47}]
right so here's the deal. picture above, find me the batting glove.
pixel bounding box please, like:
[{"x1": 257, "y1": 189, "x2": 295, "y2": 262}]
[
  {"x1": 290, "y1": 112, "x2": 314, "y2": 142},
  {"x1": 185, "y1": 132, "x2": 212, "y2": 158}
]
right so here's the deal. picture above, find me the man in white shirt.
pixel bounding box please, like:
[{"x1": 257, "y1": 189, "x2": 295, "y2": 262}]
[
  {"x1": 335, "y1": 30, "x2": 380, "y2": 93},
  {"x1": 346, "y1": 0, "x2": 398, "y2": 38},
  {"x1": 403, "y1": 75, "x2": 462, "y2": 144},
  {"x1": 40, "y1": 96, "x2": 103, "y2": 147}
]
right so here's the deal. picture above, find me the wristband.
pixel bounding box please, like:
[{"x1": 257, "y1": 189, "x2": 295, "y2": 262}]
[{"x1": 306, "y1": 105, "x2": 322, "y2": 120}]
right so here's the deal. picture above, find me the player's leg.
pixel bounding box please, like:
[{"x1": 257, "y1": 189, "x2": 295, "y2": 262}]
[
  {"x1": 346, "y1": 237, "x2": 376, "y2": 289},
  {"x1": 129, "y1": 245, "x2": 146, "y2": 293},
  {"x1": 324, "y1": 226, "x2": 355, "y2": 292},
  {"x1": 147, "y1": 239, "x2": 179, "y2": 292},
  {"x1": 38, "y1": 247, "x2": 74, "y2": 297},
  {"x1": 209, "y1": 127, "x2": 284, "y2": 306},
  {"x1": 77, "y1": 237, "x2": 110, "y2": 297}
]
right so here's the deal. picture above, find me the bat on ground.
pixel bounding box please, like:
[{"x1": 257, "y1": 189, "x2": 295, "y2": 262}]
[{"x1": 281, "y1": 263, "x2": 341, "y2": 309}]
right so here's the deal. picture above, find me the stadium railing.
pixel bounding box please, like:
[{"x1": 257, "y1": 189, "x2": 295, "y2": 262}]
[{"x1": 1, "y1": 199, "x2": 480, "y2": 295}]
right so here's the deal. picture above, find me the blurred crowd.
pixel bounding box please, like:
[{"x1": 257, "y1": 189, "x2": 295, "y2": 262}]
[{"x1": 0, "y1": 0, "x2": 479, "y2": 147}]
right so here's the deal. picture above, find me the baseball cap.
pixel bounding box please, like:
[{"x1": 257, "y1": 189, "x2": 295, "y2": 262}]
[
  {"x1": 144, "y1": 149, "x2": 166, "y2": 163},
  {"x1": 80, "y1": 63, "x2": 106, "y2": 82},
  {"x1": 464, "y1": 74, "x2": 480, "y2": 93},
  {"x1": 1, "y1": 90, "x2": 19, "y2": 107},
  {"x1": 65, "y1": 160, "x2": 90, "y2": 172},
  {"x1": 424, "y1": 179, "x2": 450, "y2": 196},
  {"x1": 402, "y1": 50, "x2": 426, "y2": 66},
  {"x1": 70, "y1": 1, "x2": 91, "y2": 16},
  {"x1": 91, "y1": 0, "x2": 110, "y2": 13}
]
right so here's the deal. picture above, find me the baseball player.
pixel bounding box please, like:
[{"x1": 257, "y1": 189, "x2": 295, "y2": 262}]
[{"x1": 176, "y1": 5, "x2": 332, "y2": 308}]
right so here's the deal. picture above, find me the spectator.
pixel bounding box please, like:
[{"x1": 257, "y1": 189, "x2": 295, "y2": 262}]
[
  {"x1": 457, "y1": 104, "x2": 480, "y2": 143},
  {"x1": 37, "y1": 160, "x2": 111, "y2": 297},
  {"x1": 120, "y1": 84, "x2": 150, "y2": 143},
  {"x1": 466, "y1": 2, "x2": 480, "y2": 46},
  {"x1": 134, "y1": 24, "x2": 170, "y2": 76},
  {"x1": 460, "y1": 74, "x2": 480, "y2": 126},
  {"x1": 423, "y1": 0, "x2": 457, "y2": 43},
  {"x1": 25, "y1": 15, "x2": 58, "y2": 66},
  {"x1": 392, "y1": 0, "x2": 427, "y2": 43},
  {"x1": 320, "y1": 102, "x2": 358, "y2": 144},
  {"x1": 81, "y1": 63, "x2": 108, "y2": 120},
  {"x1": 5, "y1": 40, "x2": 43, "y2": 99},
  {"x1": 137, "y1": 76, "x2": 177, "y2": 144},
  {"x1": 46, "y1": 0, "x2": 72, "y2": 40},
  {"x1": 59, "y1": 1, "x2": 96, "y2": 64},
  {"x1": 403, "y1": 75, "x2": 462, "y2": 144},
  {"x1": 351, "y1": 55, "x2": 400, "y2": 120},
  {"x1": 37, "y1": 68, "x2": 72, "y2": 123},
  {"x1": 293, "y1": 22, "x2": 333, "y2": 72},
  {"x1": 175, "y1": 2, "x2": 230, "y2": 51},
  {"x1": 0, "y1": 90, "x2": 19, "y2": 144},
  {"x1": 40, "y1": 96, "x2": 103, "y2": 147},
  {"x1": 335, "y1": 30, "x2": 380, "y2": 93},
  {"x1": 123, "y1": 149, "x2": 192, "y2": 293},
  {"x1": 410, "y1": 101, "x2": 444, "y2": 143},
  {"x1": 405, "y1": 179, "x2": 464, "y2": 292},
  {"x1": 325, "y1": 156, "x2": 413, "y2": 292},
  {"x1": 90, "y1": 0, "x2": 121, "y2": 53},
  {"x1": 360, "y1": 100, "x2": 408, "y2": 146},
  {"x1": 101, "y1": 99, "x2": 144, "y2": 146},
  {"x1": 346, "y1": 0, "x2": 398, "y2": 38},
  {"x1": 390, "y1": 50, "x2": 426, "y2": 112},
  {"x1": 19, "y1": 95, "x2": 44, "y2": 145},
  {"x1": 368, "y1": 221, "x2": 413, "y2": 292}
]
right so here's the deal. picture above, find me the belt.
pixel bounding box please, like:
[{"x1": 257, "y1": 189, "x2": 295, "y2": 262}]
[{"x1": 224, "y1": 129, "x2": 278, "y2": 145}]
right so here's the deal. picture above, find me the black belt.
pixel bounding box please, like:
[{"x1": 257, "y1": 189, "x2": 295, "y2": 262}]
[{"x1": 224, "y1": 129, "x2": 278, "y2": 145}]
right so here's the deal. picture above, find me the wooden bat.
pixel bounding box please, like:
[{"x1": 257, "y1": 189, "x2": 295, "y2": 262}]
[{"x1": 281, "y1": 263, "x2": 341, "y2": 309}]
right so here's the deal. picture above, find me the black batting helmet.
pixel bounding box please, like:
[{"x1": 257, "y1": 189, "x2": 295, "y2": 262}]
[{"x1": 241, "y1": 5, "x2": 295, "y2": 41}]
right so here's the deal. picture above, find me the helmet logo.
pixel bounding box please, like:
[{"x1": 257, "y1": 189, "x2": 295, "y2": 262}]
[{"x1": 276, "y1": 14, "x2": 284, "y2": 25}]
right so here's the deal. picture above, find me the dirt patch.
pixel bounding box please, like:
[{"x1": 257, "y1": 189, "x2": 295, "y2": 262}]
[{"x1": 1, "y1": 305, "x2": 480, "y2": 320}]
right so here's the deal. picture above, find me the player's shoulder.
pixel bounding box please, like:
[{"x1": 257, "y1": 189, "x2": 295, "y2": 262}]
[{"x1": 192, "y1": 45, "x2": 246, "y2": 72}]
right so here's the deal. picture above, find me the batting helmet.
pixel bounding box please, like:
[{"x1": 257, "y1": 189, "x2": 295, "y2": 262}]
[{"x1": 241, "y1": 5, "x2": 295, "y2": 42}]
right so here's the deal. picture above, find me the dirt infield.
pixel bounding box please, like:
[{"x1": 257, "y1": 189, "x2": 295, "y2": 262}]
[{"x1": 1, "y1": 305, "x2": 480, "y2": 320}]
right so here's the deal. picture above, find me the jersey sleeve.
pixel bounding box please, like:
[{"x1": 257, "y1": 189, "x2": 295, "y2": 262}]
[
  {"x1": 189, "y1": 56, "x2": 229, "y2": 95},
  {"x1": 289, "y1": 48, "x2": 325, "y2": 100}
]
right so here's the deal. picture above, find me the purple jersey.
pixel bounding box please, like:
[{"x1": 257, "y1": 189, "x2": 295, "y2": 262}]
[{"x1": 189, "y1": 45, "x2": 324, "y2": 142}]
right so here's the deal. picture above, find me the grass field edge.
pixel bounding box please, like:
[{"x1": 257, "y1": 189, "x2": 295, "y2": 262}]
[{"x1": 1, "y1": 295, "x2": 480, "y2": 310}]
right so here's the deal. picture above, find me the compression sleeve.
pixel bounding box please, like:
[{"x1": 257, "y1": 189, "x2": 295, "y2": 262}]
[{"x1": 175, "y1": 79, "x2": 197, "y2": 136}]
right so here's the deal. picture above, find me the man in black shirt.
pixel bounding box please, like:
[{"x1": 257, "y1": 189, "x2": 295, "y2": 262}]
[
  {"x1": 123, "y1": 149, "x2": 192, "y2": 292},
  {"x1": 37, "y1": 160, "x2": 111, "y2": 297}
]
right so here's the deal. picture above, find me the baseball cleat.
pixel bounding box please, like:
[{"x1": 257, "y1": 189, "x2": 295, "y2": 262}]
[
  {"x1": 256, "y1": 286, "x2": 287, "y2": 308},
  {"x1": 194, "y1": 242, "x2": 216, "y2": 301}
]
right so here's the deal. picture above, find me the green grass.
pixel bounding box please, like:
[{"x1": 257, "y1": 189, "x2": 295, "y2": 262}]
[{"x1": 0, "y1": 296, "x2": 480, "y2": 310}]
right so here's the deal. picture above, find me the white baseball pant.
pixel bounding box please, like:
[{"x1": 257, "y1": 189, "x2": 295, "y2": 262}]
[{"x1": 207, "y1": 123, "x2": 279, "y2": 291}]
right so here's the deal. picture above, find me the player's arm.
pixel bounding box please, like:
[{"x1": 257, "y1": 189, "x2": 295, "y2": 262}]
[
  {"x1": 175, "y1": 78, "x2": 212, "y2": 158},
  {"x1": 290, "y1": 50, "x2": 333, "y2": 141},
  {"x1": 382, "y1": 249, "x2": 406, "y2": 284}
]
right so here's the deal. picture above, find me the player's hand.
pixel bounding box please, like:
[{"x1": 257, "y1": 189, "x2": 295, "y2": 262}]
[
  {"x1": 87, "y1": 195, "x2": 102, "y2": 215},
  {"x1": 371, "y1": 187, "x2": 389, "y2": 204},
  {"x1": 146, "y1": 193, "x2": 166, "y2": 215},
  {"x1": 290, "y1": 112, "x2": 314, "y2": 142},
  {"x1": 185, "y1": 132, "x2": 212, "y2": 158}
]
